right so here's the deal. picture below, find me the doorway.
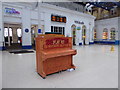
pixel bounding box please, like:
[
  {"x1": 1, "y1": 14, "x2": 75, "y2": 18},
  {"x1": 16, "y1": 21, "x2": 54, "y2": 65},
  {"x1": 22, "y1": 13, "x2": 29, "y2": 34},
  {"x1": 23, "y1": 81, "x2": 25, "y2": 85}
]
[
  {"x1": 82, "y1": 25, "x2": 86, "y2": 45},
  {"x1": 31, "y1": 25, "x2": 38, "y2": 50},
  {"x1": 4, "y1": 23, "x2": 22, "y2": 50},
  {"x1": 71, "y1": 24, "x2": 76, "y2": 45}
]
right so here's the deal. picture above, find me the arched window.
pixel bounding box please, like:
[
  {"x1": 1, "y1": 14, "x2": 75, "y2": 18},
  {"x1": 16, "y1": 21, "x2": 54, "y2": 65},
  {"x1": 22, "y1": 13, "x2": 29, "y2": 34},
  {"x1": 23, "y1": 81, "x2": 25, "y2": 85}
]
[
  {"x1": 94, "y1": 29, "x2": 97, "y2": 40},
  {"x1": 71, "y1": 24, "x2": 76, "y2": 45},
  {"x1": 82, "y1": 25, "x2": 86, "y2": 40},
  {"x1": 102, "y1": 28, "x2": 108, "y2": 39},
  {"x1": 110, "y1": 28, "x2": 116, "y2": 40}
]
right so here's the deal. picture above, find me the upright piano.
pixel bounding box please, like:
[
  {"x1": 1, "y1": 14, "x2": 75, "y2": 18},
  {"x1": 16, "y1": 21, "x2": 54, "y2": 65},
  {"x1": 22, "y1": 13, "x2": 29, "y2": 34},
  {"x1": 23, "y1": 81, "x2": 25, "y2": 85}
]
[{"x1": 36, "y1": 34, "x2": 77, "y2": 79}]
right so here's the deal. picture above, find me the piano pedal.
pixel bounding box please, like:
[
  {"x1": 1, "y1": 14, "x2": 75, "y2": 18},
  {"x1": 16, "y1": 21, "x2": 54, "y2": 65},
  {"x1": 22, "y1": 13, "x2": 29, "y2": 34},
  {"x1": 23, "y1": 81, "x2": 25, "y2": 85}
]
[
  {"x1": 67, "y1": 68, "x2": 75, "y2": 72},
  {"x1": 59, "y1": 71, "x2": 62, "y2": 73}
]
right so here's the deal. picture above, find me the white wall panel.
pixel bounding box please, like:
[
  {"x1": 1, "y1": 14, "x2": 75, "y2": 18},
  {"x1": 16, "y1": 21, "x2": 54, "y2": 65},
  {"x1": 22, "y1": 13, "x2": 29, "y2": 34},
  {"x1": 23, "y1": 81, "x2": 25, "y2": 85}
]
[
  {"x1": 95, "y1": 17, "x2": 119, "y2": 40},
  {"x1": 22, "y1": 7, "x2": 31, "y2": 46}
]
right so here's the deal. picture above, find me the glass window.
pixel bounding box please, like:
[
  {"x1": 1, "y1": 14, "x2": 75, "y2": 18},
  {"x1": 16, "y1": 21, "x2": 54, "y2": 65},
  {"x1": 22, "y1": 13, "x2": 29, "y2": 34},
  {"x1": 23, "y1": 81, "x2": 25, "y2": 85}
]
[
  {"x1": 4, "y1": 28, "x2": 8, "y2": 37},
  {"x1": 110, "y1": 28, "x2": 115, "y2": 40},
  {"x1": 94, "y1": 29, "x2": 97, "y2": 39},
  {"x1": 51, "y1": 26, "x2": 65, "y2": 35},
  {"x1": 9, "y1": 28, "x2": 12, "y2": 37},
  {"x1": 102, "y1": 28, "x2": 108, "y2": 40},
  {"x1": 51, "y1": 26, "x2": 53, "y2": 32},
  {"x1": 4, "y1": 28, "x2": 12, "y2": 37},
  {"x1": 63, "y1": 27, "x2": 65, "y2": 35},
  {"x1": 17, "y1": 28, "x2": 22, "y2": 37}
]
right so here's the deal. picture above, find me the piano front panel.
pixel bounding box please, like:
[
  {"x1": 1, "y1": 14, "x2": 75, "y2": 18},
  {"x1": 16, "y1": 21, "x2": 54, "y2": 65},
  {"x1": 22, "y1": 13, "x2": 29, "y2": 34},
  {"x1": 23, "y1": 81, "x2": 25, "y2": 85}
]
[{"x1": 43, "y1": 55, "x2": 72, "y2": 75}]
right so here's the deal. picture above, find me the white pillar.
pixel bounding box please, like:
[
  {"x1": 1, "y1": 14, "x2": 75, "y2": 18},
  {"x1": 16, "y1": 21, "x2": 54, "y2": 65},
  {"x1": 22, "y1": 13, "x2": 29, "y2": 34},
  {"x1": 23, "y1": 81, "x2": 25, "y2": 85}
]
[
  {"x1": 38, "y1": 1, "x2": 43, "y2": 34},
  {"x1": 0, "y1": 1, "x2": 4, "y2": 50},
  {"x1": 7, "y1": 24, "x2": 11, "y2": 46},
  {"x1": 117, "y1": 17, "x2": 120, "y2": 45},
  {"x1": 89, "y1": 23, "x2": 94, "y2": 44},
  {"x1": 12, "y1": 27, "x2": 18, "y2": 43},
  {"x1": 22, "y1": 7, "x2": 32, "y2": 49},
  {"x1": 0, "y1": 1, "x2": 2, "y2": 90},
  {"x1": 118, "y1": 17, "x2": 120, "y2": 90}
]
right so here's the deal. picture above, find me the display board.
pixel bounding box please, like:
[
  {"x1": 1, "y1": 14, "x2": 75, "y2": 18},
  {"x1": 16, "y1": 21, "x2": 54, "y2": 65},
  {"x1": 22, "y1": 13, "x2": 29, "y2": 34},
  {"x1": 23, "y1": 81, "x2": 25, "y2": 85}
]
[{"x1": 51, "y1": 15, "x2": 66, "y2": 23}]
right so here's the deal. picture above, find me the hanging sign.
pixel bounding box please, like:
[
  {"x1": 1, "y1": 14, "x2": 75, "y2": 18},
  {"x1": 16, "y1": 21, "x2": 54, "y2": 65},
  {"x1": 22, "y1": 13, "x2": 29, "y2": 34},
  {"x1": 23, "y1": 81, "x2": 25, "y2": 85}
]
[{"x1": 5, "y1": 7, "x2": 20, "y2": 14}]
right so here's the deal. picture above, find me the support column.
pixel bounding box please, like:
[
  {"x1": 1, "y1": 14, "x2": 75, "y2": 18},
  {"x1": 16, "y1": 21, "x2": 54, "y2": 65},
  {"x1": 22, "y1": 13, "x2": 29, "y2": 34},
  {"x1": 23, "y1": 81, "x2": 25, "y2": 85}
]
[
  {"x1": 38, "y1": 1, "x2": 43, "y2": 35},
  {"x1": 0, "y1": 1, "x2": 4, "y2": 50},
  {"x1": 7, "y1": 24, "x2": 10, "y2": 46},
  {"x1": 0, "y1": 1, "x2": 2, "y2": 90},
  {"x1": 116, "y1": 17, "x2": 120, "y2": 45},
  {"x1": 22, "y1": 7, "x2": 32, "y2": 49},
  {"x1": 12, "y1": 27, "x2": 18, "y2": 43},
  {"x1": 118, "y1": 17, "x2": 120, "y2": 90}
]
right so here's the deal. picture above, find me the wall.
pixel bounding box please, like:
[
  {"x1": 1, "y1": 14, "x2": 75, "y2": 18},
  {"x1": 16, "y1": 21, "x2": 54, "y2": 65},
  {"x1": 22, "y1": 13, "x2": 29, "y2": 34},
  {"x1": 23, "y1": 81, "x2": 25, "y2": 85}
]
[
  {"x1": 118, "y1": 17, "x2": 120, "y2": 41},
  {"x1": 3, "y1": 3, "x2": 22, "y2": 24},
  {"x1": 0, "y1": 1, "x2": 3, "y2": 50},
  {"x1": 22, "y1": 7, "x2": 32, "y2": 48},
  {"x1": 2, "y1": 2, "x2": 38, "y2": 49},
  {"x1": 40, "y1": 3, "x2": 95, "y2": 45},
  {"x1": 2, "y1": 2, "x2": 95, "y2": 46},
  {"x1": 95, "y1": 17, "x2": 119, "y2": 40},
  {"x1": 3, "y1": 2, "x2": 38, "y2": 25}
]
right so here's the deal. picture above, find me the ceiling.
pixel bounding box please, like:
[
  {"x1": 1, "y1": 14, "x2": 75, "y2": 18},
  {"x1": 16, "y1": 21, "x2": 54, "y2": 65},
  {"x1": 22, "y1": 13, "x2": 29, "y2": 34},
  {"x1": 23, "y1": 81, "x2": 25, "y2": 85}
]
[{"x1": 75, "y1": 2, "x2": 120, "y2": 10}]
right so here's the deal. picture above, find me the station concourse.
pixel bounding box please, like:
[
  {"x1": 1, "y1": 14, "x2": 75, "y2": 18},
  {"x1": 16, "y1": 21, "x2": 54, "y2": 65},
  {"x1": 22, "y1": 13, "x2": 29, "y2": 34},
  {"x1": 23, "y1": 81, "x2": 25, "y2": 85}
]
[{"x1": 0, "y1": 1, "x2": 120, "y2": 89}]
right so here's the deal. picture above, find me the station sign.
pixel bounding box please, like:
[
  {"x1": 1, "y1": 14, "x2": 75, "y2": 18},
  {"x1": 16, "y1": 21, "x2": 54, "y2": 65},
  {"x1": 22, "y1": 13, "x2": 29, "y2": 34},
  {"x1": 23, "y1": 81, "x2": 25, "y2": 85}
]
[
  {"x1": 74, "y1": 21, "x2": 84, "y2": 24},
  {"x1": 5, "y1": 7, "x2": 20, "y2": 15}
]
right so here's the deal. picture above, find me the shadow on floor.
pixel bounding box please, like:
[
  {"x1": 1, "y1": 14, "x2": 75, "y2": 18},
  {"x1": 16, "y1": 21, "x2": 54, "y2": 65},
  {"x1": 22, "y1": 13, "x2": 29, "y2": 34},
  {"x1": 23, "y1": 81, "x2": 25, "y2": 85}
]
[{"x1": 5, "y1": 43, "x2": 36, "y2": 51}]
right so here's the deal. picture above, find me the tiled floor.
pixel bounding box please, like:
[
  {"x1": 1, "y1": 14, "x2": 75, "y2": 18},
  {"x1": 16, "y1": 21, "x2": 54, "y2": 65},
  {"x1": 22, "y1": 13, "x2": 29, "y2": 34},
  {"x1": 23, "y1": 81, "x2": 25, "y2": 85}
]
[{"x1": 2, "y1": 45, "x2": 118, "y2": 88}]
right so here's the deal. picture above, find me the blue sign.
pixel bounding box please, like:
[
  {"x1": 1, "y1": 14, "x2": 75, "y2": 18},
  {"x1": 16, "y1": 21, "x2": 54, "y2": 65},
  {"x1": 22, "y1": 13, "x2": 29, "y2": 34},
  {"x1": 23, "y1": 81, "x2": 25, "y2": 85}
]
[
  {"x1": 38, "y1": 29, "x2": 41, "y2": 33},
  {"x1": 5, "y1": 7, "x2": 20, "y2": 14},
  {"x1": 77, "y1": 27, "x2": 81, "y2": 30},
  {"x1": 25, "y1": 29, "x2": 29, "y2": 33}
]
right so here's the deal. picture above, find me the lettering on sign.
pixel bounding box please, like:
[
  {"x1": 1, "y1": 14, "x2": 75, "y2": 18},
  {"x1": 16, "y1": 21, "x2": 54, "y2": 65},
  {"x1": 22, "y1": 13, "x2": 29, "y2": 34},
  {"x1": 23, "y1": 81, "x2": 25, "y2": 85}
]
[
  {"x1": 5, "y1": 7, "x2": 20, "y2": 14},
  {"x1": 74, "y1": 21, "x2": 84, "y2": 24},
  {"x1": 44, "y1": 38, "x2": 70, "y2": 49}
]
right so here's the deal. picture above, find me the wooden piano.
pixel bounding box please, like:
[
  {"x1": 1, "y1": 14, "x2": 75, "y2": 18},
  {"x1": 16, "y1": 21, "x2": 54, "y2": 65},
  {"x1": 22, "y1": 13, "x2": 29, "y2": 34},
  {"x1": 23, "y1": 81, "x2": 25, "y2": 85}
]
[{"x1": 36, "y1": 34, "x2": 77, "y2": 79}]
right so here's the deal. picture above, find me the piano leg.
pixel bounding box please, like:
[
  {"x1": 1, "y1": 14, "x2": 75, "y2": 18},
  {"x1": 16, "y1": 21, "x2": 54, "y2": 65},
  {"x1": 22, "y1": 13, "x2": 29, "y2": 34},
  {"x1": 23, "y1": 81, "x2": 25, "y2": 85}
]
[{"x1": 37, "y1": 72, "x2": 46, "y2": 79}]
